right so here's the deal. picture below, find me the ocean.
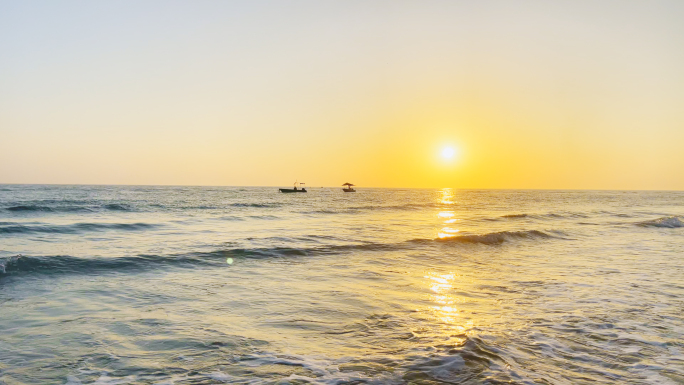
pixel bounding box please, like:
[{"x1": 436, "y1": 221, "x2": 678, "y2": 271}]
[{"x1": 0, "y1": 185, "x2": 682, "y2": 384}]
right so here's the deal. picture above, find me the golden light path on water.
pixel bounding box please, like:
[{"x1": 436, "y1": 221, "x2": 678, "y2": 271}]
[
  {"x1": 421, "y1": 188, "x2": 472, "y2": 342},
  {"x1": 438, "y1": 188, "x2": 460, "y2": 239}
]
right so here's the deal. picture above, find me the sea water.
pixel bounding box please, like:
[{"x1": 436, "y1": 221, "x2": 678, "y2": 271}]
[{"x1": 0, "y1": 185, "x2": 683, "y2": 384}]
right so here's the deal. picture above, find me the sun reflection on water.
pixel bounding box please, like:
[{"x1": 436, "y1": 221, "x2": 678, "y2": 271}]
[
  {"x1": 423, "y1": 272, "x2": 466, "y2": 327},
  {"x1": 438, "y1": 227, "x2": 460, "y2": 239},
  {"x1": 436, "y1": 189, "x2": 461, "y2": 239},
  {"x1": 414, "y1": 189, "x2": 474, "y2": 335},
  {"x1": 426, "y1": 273, "x2": 455, "y2": 293},
  {"x1": 440, "y1": 188, "x2": 456, "y2": 205}
]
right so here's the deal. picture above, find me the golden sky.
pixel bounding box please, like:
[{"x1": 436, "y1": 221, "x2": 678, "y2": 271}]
[{"x1": 1, "y1": 1, "x2": 683, "y2": 189}]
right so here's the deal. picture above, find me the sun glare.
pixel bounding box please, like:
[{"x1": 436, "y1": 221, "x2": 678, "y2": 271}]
[{"x1": 441, "y1": 147, "x2": 456, "y2": 160}]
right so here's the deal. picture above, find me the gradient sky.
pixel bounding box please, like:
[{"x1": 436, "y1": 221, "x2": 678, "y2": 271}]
[{"x1": 1, "y1": 0, "x2": 683, "y2": 189}]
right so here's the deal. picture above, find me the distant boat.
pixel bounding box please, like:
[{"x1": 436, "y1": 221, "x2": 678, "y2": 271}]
[
  {"x1": 279, "y1": 182, "x2": 307, "y2": 193},
  {"x1": 342, "y1": 182, "x2": 356, "y2": 192}
]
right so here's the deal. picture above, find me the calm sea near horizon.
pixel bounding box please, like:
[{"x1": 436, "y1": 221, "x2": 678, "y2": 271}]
[{"x1": 1, "y1": 185, "x2": 683, "y2": 384}]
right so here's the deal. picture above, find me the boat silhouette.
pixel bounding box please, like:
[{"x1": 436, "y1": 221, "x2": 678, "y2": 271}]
[
  {"x1": 279, "y1": 182, "x2": 307, "y2": 193},
  {"x1": 342, "y1": 182, "x2": 356, "y2": 192}
]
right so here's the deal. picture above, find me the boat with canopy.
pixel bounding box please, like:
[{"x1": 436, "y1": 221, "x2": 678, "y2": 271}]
[{"x1": 342, "y1": 183, "x2": 356, "y2": 192}]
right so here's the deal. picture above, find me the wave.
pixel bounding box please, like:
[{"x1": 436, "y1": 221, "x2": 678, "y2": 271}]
[
  {"x1": 213, "y1": 338, "x2": 509, "y2": 383},
  {"x1": 305, "y1": 209, "x2": 342, "y2": 214},
  {"x1": 55, "y1": 333, "x2": 520, "y2": 385},
  {"x1": 1, "y1": 201, "x2": 290, "y2": 214},
  {"x1": 0, "y1": 256, "x2": 17, "y2": 273},
  {"x1": 247, "y1": 215, "x2": 280, "y2": 220},
  {"x1": 218, "y1": 216, "x2": 246, "y2": 221},
  {"x1": 4, "y1": 203, "x2": 135, "y2": 213},
  {"x1": 433, "y1": 230, "x2": 561, "y2": 245},
  {"x1": 542, "y1": 212, "x2": 589, "y2": 219},
  {"x1": 306, "y1": 203, "x2": 438, "y2": 215},
  {"x1": 230, "y1": 203, "x2": 282, "y2": 208},
  {"x1": 636, "y1": 216, "x2": 684, "y2": 228},
  {"x1": 103, "y1": 203, "x2": 133, "y2": 211},
  {"x1": 6, "y1": 205, "x2": 55, "y2": 212},
  {"x1": 501, "y1": 213, "x2": 528, "y2": 218},
  {"x1": 0, "y1": 253, "x2": 219, "y2": 276},
  {"x1": 0, "y1": 222, "x2": 158, "y2": 235},
  {"x1": 477, "y1": 212, "x2": 594, "y2": 223},
  {"x1": 493, "y1": 212, "x2": 590, "y2": 221},
  {"x1": 215, "y1": 242, "x2": 401, "y2": 260},
  {"x1": 1, "y1": 229, "x2": 561, "y2": 277},
  {"x1": 155, "y1": 203, "x2": 281, "y2": 210},
  {"x1": 6, "y1": 205, "x2": 97, "y2": 213},
  {"x1": 349, "y1": 203, "x2": 437, "y2": 211}
]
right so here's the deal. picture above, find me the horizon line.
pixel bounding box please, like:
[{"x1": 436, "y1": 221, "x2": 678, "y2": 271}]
[{"x1": 0, "y1": 182, "x2": 681, "y2": 193}]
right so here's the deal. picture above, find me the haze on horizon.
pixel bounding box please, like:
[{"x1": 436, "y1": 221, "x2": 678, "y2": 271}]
[{"x1": 1, "y1": 0, "x2": 683, "y2": 190}]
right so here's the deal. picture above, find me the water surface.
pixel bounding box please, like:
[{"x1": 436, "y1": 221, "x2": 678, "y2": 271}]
[{"x1": 1, "y1": 185, "x2": 683, "y2": 384}]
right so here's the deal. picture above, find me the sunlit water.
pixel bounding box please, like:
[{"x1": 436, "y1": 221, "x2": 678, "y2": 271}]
[{"x1": 1, "y1": 185, "x2": 683, "y2": 384}]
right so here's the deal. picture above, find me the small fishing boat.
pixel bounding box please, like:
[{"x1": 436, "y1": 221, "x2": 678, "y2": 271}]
[
  {"x1": 279, "y1": 182, "x2": 307, "y2": 193},
  {"x1": 342, "y1": 182, "x2": 356, "y2": 192}
]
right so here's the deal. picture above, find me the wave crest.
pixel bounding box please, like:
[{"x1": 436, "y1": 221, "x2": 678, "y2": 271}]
[
  {"x1": 636, "y1": 216, "x2": 684, "y2": 228},
  {"x1": 435, "y1": 230, "x2": 560, "y2": 245}
]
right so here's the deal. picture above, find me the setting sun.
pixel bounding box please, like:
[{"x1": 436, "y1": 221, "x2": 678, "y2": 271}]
[{"x1": 441, "y1": 147, "x2": 456, "y2": 160}]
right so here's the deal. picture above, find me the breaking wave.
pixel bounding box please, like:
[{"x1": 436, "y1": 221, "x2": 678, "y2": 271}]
[{"x1": 636, "y1": 216, "x2": 684, "y2": 228}]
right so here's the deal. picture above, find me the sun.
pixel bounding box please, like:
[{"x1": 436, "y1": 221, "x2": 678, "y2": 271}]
[{"x1": 441, "y1": 146, "x2": 456, "y2": 159}]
